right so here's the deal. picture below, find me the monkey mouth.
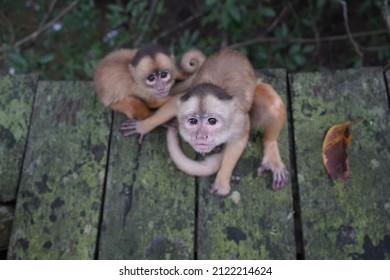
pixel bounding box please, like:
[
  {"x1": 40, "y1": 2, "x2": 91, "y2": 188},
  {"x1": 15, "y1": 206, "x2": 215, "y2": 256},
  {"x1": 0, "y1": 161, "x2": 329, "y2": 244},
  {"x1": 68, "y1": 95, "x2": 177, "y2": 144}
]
[
  {"x1": 194, "y1": 142, "x2": 214, "y2": 153},
  {"x1": 155, "y1": 90, "x2": 169, "y2": 97}
]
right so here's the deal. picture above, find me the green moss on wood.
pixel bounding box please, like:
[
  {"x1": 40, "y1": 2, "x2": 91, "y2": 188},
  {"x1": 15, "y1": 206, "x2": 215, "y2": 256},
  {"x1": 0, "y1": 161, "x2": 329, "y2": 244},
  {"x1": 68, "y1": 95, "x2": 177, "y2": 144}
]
[
  {"x1": 0, "y1": 204, "x2": 15, "y2": 250},
  {"x1": 8, "y1": 81, "x2": 111, "y2": 259},
  {"x1": 197, "y1": 69, "x2": 295, "y2": 260},
  {"x1": 0, "y1": 74, "x2": 38, "y2": 202},
  {"x1": 99, "y1": 113, "x2": 196, "y2": 260},
  {"x1": 290, "y1": 68, "x2": 390, "y2": 259}
]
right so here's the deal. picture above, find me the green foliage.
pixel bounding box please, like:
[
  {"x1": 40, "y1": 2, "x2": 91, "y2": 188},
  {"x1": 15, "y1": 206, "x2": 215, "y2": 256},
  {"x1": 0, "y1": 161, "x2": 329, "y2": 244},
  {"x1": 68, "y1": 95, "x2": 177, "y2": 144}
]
[
  {"x1": 177, "y1": 30, "x2": 200, "y2": 53},
  {"x1": 0, "y1": 0, "x2": 389, "y2": 80},
  {"x1": 104, "y1": 0, "x2": 166, "y2": 48},
  {"x1": 1, "y1": 0, "x2": 102, "y2": 79}
]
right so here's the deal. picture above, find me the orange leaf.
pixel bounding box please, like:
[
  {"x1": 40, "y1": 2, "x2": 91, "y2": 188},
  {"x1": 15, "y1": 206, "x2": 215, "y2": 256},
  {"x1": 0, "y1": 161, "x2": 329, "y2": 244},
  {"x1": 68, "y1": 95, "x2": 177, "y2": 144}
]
[{"x1": 322, "y1": 121, "x2": 353, "y2": 183}]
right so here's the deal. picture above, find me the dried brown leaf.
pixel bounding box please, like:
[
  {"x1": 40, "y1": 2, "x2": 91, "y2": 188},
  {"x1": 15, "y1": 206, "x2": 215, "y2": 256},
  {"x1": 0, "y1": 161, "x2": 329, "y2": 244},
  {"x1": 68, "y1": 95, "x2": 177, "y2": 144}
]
[{"x1": 322, "y1": 121, "x2": 353, "y2": 183}]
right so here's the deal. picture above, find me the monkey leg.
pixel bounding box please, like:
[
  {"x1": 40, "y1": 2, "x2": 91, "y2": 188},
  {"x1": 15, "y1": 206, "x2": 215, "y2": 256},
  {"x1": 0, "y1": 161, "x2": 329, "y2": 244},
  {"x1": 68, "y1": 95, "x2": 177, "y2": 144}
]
[
  {"x1": 211, "y1": 131, "x2": 249, "y2": 196},
  {"x1": 110, "y1": 96, "x2": 154, "y2": 120},
  {"x1": 250, "y1": 82, "x2": 289, "y2": 190}
]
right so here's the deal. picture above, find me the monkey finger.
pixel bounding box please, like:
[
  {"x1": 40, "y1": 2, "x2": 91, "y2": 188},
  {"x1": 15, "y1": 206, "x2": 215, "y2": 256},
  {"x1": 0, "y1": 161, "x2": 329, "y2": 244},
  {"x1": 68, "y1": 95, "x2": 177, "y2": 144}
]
[
  {"x1": 120, "y1": 128, "x2": 139, "y2": 137},
  {"x1": 120, "y1": 120, "x2": 140, "y2": 137},
  {"x1": 256, "y1": 164, "x2": 268, "y2": 177},
  {"x1": 120, "y1": 119, "x2": 138, "y2": 130},
  {"x1": 121, "y1": 129, "x2": 137, "y2": 137},
  {"x1": 210, "y1": 182, "x2": 230, "y2": 196},
  {"x1": 210, "y1": 185, "x2": 219, "y2": 195},
  {"x1": 138, "y1": 134, "x2": 145, "y2": 144},
  {"x1": 272, "y1": 169, "x2": 289, "y2": 191},
  {"x1": 211, "y1": 188, "x2": 226, "y2": 196}
]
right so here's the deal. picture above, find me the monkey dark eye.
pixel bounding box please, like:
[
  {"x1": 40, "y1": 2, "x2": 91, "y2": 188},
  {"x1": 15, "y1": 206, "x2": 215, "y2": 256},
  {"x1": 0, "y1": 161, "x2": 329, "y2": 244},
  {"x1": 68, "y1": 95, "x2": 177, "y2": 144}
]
[
  {"x1": 188, "y1": 118, "x2": 198, "y2": 125},
  {"x1": 208, "y1": 118, "x2": 217, "y2": 125},
  {"x1": 160, "y1": 71, "x2": 168, "y2": 78},
  {"x1": 147, "y1": 75, "x2": 155, "y2": 82}
]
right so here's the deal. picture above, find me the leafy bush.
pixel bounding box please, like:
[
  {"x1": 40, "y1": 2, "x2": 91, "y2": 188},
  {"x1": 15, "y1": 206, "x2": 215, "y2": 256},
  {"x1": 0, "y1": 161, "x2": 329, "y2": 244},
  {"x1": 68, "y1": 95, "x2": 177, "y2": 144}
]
[{"x1": 0, "y1": 0, "x2": 389, "y2": 80}]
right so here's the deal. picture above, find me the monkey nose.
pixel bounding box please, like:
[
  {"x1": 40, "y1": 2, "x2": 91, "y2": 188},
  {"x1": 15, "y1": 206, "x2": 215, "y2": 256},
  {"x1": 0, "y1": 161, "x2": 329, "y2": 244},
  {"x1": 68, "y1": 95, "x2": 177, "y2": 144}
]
[{"x1": 196, "y1": 134, "x2": 208, "y2": 140}]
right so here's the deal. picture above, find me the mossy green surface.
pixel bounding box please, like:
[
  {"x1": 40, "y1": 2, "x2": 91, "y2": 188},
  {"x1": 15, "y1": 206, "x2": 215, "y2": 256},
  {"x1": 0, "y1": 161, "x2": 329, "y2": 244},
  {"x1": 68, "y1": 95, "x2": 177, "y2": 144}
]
[
  {"x1": 197, "y1": 69, "x2": 295, "y2": 259},
  {"x1": 99, "y1": 113, "x2": 196, "y2": 259},
  {"x1": 290, "y1": 68, "x2": 390, "y2": 259},
  {"x1": 386, "y1": 70, "x2": 390, "y2": 103},
  {"x1": 0, "y1": 74, "x2": 38, "y2": 202},
  {"x1": 7, "y1": 81, "x2": 111, "y2": 259},
  {"x1": 0, "y1": 204, "x2": 15, "y2": 250}
]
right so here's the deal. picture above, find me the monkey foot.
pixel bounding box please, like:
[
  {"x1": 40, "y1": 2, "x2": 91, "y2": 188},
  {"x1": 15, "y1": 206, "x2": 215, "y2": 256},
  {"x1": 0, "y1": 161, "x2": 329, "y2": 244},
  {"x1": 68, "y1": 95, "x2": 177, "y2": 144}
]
[
  {"x1": 257, "y1": 163, "x2": 289, "y2": 191},
  {"x1": 120, "y1": 119, "x2": 145, "y2": 144}
]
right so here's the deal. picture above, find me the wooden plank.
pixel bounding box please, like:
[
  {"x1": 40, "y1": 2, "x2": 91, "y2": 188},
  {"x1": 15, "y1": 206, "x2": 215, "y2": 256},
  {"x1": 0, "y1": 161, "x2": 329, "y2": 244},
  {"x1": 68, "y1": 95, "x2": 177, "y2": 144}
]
[
  {"x1": 99, "y1": 113, "x2": 196, "y2": 259},
  {"x1": 289, "y1": 67, "x2": 390, "y2": 259},
  {"x1": 386, "y1": 70, "x2": 390, "y2": 109},
  {"x1": 7, "y1": 81, "x2": 111, "y2": 259},
  {"x1": 0, "y1": 74, "x2": 38, "y2": 202},
  {"x1": 0, "y1": 204, "x2": 15, "y2": 251},
  {"x1": 197, "y1": 69, "x2": 296, "y2": 259}
]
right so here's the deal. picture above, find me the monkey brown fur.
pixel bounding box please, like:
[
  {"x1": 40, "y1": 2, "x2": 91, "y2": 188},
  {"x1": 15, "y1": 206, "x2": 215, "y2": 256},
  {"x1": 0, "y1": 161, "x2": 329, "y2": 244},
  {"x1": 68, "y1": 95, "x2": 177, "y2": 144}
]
[
  {"x1": 250, "y1": 82, "x2": 288, "y2": 190},
  {"x1": 93, "y1": 45, "x2": 205, "y2": 121}
]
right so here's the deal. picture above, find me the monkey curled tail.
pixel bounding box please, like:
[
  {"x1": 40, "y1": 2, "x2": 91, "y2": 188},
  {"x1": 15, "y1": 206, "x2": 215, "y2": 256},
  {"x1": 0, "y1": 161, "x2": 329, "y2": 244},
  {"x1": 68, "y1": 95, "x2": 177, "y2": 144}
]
[
  {"x1": 167, "y1": 81, "x2": 289, "y2": 192},
  {"x1": 170, "y1": 48, "x2": 206, "y2": 95}
]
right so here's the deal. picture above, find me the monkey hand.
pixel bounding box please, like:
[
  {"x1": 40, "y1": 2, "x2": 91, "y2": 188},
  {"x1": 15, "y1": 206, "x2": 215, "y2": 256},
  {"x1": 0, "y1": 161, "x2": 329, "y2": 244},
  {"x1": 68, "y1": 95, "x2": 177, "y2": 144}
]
[
  {"x1": 120, "y1": 119, "x2": 146, "y2": 144},
  {"x1": 210, "y1": 179, "x2": 231, "y2": 196},
  {"x1": 257, "y1": 162, "x2": 289, "y2": 191}
]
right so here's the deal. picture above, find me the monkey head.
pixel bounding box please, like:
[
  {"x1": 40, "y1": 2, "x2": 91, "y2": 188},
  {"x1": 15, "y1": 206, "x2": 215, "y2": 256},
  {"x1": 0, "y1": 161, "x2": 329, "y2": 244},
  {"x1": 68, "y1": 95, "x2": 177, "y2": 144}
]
[
  {"x1": 130, "y1": 45, "x2": 177, "y2": 98},
  {"x1": 177, "y1": 83, "x2": 245, "y2": 153}
]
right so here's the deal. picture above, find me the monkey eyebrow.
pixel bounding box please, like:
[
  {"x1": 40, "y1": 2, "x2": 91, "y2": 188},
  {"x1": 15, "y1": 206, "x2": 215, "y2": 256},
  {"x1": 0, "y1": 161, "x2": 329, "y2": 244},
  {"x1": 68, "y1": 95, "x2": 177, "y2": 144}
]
[
  {"x1": 185, "y1": 113, "x2": 201, "y2": 119},
  {"x1": 157, "y1": 70, "x2": 170, "y2": 76},
  {"x1": 180, "y1": 83, "x2": 233, "y2": 102},
  {"x1": 131, "y1": 44, "x2": 171, "y2": 66},
  {"x1": 186, "y1": 113, "x2": 219, "y2": 120},
  {"x1": 147, "y1": 69, "x2": 170, "y2": 77},
  {"x1": 200, "y1": 113, "x2": 215, "y2": 119}
]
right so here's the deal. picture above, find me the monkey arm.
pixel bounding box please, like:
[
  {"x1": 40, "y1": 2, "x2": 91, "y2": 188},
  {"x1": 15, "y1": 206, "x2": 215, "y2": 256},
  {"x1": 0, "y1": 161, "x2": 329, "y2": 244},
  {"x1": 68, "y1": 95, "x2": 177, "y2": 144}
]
[
  {"x1": 110, "y1": 96, "x2": 154, "y2": 120},
  {"x1": 120, "y1": 94, "x2": 182, "y2": 142},
  {"x1": 210, "y1": 120, "x2": 250, "y2": 196},
  {"x1": 211, "y1": 135, "x2": 249, "y2": 196}
]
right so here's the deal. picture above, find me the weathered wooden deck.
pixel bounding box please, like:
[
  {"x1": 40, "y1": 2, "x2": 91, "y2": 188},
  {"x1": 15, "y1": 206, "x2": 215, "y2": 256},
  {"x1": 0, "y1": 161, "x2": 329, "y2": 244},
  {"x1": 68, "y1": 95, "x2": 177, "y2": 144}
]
[{"x1": 0, "y1": 68, "x2": 389, "y2": 260}]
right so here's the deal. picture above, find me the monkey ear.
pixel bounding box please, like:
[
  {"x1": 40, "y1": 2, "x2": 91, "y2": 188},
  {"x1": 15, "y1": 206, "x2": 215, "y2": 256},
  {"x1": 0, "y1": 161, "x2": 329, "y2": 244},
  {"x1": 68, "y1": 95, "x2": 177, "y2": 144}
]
[{"x1": 128, "y1": 64, "x2": 140, "y2": 82}]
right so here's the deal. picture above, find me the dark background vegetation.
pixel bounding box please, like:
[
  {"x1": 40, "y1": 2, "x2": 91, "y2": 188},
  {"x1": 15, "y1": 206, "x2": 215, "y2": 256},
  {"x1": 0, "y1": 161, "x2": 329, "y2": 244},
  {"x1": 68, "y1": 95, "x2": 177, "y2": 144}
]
[{"x1": 1, "y1": 0, "x2": 390, "y2": 80}]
